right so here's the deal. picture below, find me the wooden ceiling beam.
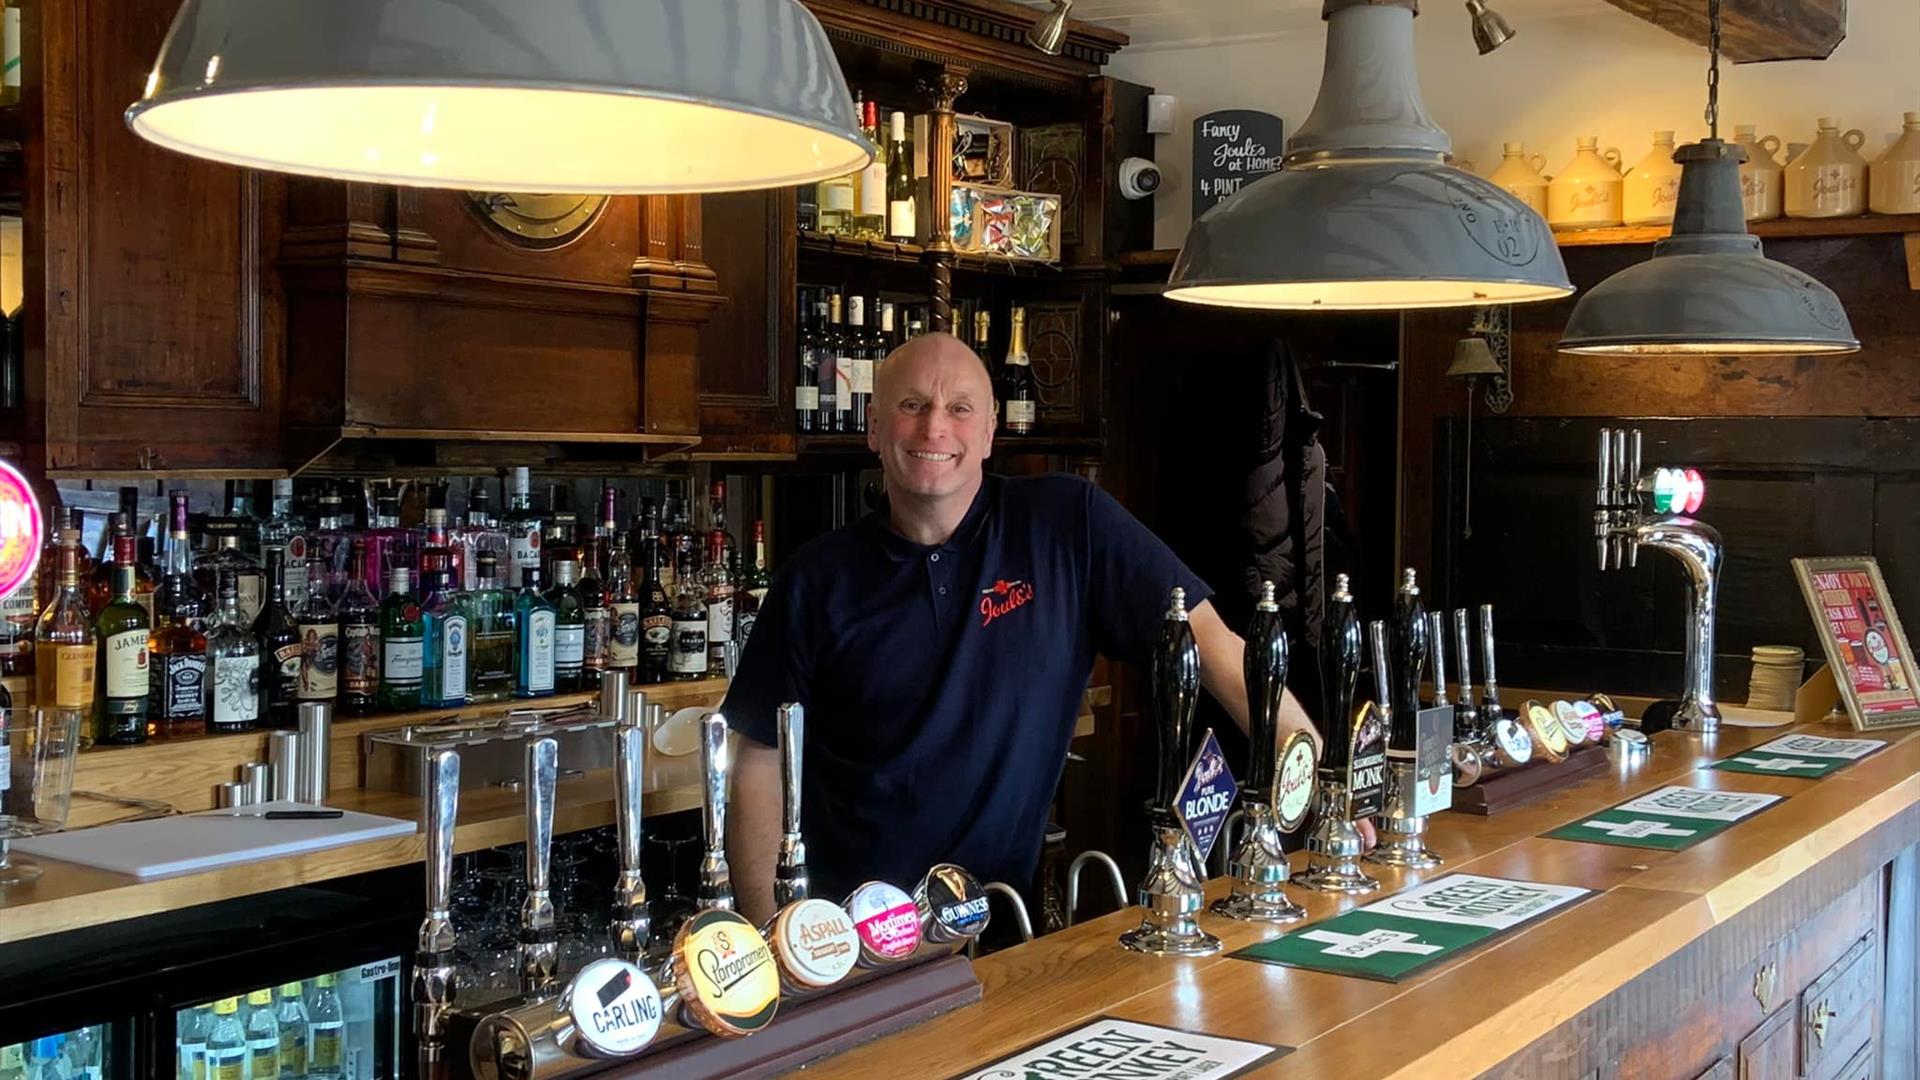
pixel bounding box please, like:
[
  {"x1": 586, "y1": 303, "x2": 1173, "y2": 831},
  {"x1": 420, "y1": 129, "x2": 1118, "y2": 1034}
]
[{"x1": 1602, "y1": 0, "x2": 1846, "y2": 62}]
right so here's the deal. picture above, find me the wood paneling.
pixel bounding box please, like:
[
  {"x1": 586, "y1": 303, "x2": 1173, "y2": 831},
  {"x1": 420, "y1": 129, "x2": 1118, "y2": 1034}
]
[
  {"x1": 1601, "y1": 0, "x2": 1848, "y2": 62},
  {"x1": 695, "y1": 188, "x2": 797, "y2": 453}
]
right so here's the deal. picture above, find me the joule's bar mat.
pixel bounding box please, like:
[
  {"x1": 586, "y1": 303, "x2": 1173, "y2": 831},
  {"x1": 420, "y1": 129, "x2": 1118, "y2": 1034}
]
[
  {"x1": 1709, "y1": 733, "x2": 1887, "y2": 778},
  {"x1": 1543, "y1": 785, "x2": 1782, "y2": 851}
]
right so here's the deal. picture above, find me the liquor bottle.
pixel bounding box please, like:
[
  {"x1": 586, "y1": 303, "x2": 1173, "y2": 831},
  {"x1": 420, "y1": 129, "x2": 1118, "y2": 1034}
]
[
  {"x1": 34, "y1": 529, "x2": 95, "y2": 743},
  {"x1": 605, "y1": 534, "x2": 640, "y2": 678},
  {"x1": 795, "y1": 292, "x2": 823, "y2": 434},
  {"x1": 305, "y1": 974, "x2": 344, "y2": 1079},
  {"x1": 150, "y1": 492, "x2": 208, "y2": 736},
  {"x1": 635, "y1": 497, "x2": 670, "y2": 599},
  {"x1": 514, "y1": 567, "x2": 556, "y2": 699},
  {"x1": 669, "y1": 559, "x2": 710, "y2": 680},
  {"x1": 420, "y1": 556, "x2": 469, "y2": 709},
  {"x1": 541, "y1": 511, "x2": 582, "y2": 591},
  {"x1": 93, "y1": 535, "x2": 151, "y2": 745},
  {"x1": 451, "y1": 481, "x2": 507, "y2": 592},
  {"x1": 501, "y1": 467, "x2": 543, "y2": 590},
  {"x1": 336, "y1": 540, "x2": 381, "y2": 716},
  {"x1": 817, "y1": 294, "x2": 842, "y2": 432},
  {"x1": 547, "y1": 559, "x2": 586, "y2": 693},
  {"x1": 639, "y1": 533, "x2": 673, "y2": 683},
  {"x1": 845, "y1": 296, "x2": 871, "y2": 434},
  {"x1": 274, "y1": 982, "x2": 309, "y2": 1079},
  {"x1": 854, "y1": 97, "x2": 887, "y2": 239},
  {"x1": 260, "y1": 478, "x2": 309, "y2": 602},
  {"x1": 879, "y1": 301, "x2": 899, "y2": 354},
  {"x1": 467, "y1": 553, "x2": 517, "y2": 704},
  {"x1": 255, "y1": 549, "x2": 303, "y2": 730},
  {"x1": 198, "y1": 532, "x2": 264, "y2": 627},
  {"x1": 886, "y1": 110, "x2": 916, "y2": 242},
  {"x1": 205, "y1": 997, "x2": 246, "y2": 1080},
  {"x1": 737, "y1": 520, "x2": 771, "y2": 648},
  {"x1": 706, "y1": 479, "x2": 738, "y2": 570},
  {"x1": 307, "y1": 486, "x2": 353, "y2": 600},
  {"x1": 86, "y1": 512, "x2": 133, "y2": 617},
  {"x1": 973, "y1": 308, "x2": 994, "y2": 424},
  {"x1": 377, "y1": 567, "x2": 424, "y2": 712},
  {"x1": 1003, "y1": 306, "x2": 1038, "y2": 435},
  {"x1": 245, "y1": 987, "x2": 279, "y2": 1080},
  {"x1": 297, "y1": 556, "x2": 338, "y2": 706},
  {"x1": 417, "y1": 505, "x2": 455, "y2": 588},
  {"x1": 361, "y1": 485, "x2": 414, "y2": 602},
  {"x1": 700, "y1": 532, "x2": 734, "y2": 673},
  {"x1": 828, "y1": 293, "x2": 853, "y2": 433},
  {"x1": 204, "y1": 569, "x2": 260, "y2": 734},
  {"x1": 578, "y1": 536, "x2": 609, "y2": 688},
  {"x1": 177, "y1": 1004, "x2": 213, "y2": 1080},
  {"x1": 595, "y1": 484, "x2": 619, "y2": 547},
  {"x1": 668, "y1": 489, "x2": 699, "y2": 593}
]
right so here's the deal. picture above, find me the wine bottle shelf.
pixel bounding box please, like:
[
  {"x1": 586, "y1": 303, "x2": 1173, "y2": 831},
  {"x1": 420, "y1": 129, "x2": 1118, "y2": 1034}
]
[{"x1": 797, "y1": 232, "x2": 1062, "y2": 278}]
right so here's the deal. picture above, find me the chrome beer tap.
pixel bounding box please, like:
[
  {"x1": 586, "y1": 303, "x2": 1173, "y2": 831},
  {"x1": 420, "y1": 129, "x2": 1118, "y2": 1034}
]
[
  {"x1": 1211, "y1": 582, "x2": 1306, "y2": 923},
  {"x1": 1293, "y1": 575, "x2": 1380, "y2": 895},
  {"x1": 413, "y1": 749, "x2": 460, "y2": 1080},
  {"x1": 696, "y1": 712, "x2": 734, "y2": 911},
  {"x1": 1452, "y1": 608, "x2": 1481, "y2": 739},
  {"x1": 1120, "y1": 587, "x2": 1222, "y2": 956},
  {"x1": 1371, "y1": 570, "x2": 1443, "y2": 869},
  {"x1": 1478, "y1": 604, "x2": 1505, "y2": 726},
  {"x1": 1594, "y1": 426, "x2": 1724, "y2": 732},
  {"x1": 520, "y1": 737, "x2": 560, "y2": 995},
  {"x1": 774, "y1": 703, "x2": 810, "y2": 907},
  {"x1": 610, "y1": 706, "x2": 650, "y2": 970}
]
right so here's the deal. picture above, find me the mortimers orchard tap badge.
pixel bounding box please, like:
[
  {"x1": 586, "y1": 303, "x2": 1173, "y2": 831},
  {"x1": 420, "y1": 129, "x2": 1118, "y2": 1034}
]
[{"x1": 1174, "y1": 728, "x2": 1238, "y2": 864}]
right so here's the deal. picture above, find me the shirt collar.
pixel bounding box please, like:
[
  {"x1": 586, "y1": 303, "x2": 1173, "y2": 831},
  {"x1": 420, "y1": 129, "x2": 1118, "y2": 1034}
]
[{"x1": 867, "y1": 475, "x2": 997, "y2": 562}]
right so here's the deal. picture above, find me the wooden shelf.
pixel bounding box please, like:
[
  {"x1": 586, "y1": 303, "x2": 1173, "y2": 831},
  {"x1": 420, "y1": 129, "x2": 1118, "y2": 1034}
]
[
  {"x1": 797, "y1": 232, "x2": 1063, "y2": 278},
  {"x1": 1555, "y1": 212, "x2": 1920, "y2": 246}
]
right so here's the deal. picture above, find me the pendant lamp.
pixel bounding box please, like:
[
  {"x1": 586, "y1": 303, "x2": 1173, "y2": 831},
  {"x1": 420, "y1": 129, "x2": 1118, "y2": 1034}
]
[
  {"x1": 1027, "y1": 0, "x2": 1075, "y2": 56},
  {"x1": 1166, "y1": 0, "x2": 1571, "y2": 311},
  {"x1": 1557, "y1": 0, "x2": 1857, "y2": 355},
  {"x1": 125, "y1": 0, "x2": 872, "y2": 195}
]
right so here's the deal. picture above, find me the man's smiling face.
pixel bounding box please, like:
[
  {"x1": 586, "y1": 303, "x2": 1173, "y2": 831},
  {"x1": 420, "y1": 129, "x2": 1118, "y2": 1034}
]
[{"x1": 869, "y1": 333, "x2": 996, "y2": 503}]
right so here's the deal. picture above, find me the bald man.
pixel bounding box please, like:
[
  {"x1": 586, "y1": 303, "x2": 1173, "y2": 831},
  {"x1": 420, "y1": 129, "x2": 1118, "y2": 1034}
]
[{"x1": 721, "y1": 332, "x2": 1325, "y2": 926}]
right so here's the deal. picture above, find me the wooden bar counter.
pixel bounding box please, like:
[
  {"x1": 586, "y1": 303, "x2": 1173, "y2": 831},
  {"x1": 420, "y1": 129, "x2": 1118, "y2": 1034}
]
[{"x1": 803, "y1": 715, "x2": 1920, "y2": 1079}]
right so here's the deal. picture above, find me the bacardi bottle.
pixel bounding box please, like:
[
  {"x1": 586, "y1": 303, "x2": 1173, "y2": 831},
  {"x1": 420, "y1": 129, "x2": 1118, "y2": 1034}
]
[
  {"x1": 501, "y1": 467, "x2": 543, "y2": 588},
  {"x1": 260, "y1": 478, "x2": 309, "y2": 603}
]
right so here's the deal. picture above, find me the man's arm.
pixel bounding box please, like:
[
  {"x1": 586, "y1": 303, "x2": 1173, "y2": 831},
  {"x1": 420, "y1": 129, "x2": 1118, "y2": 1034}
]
[
  {"x1": 1190, "y1": 599, "x2": 1316, "y2": 748},
  {"x1": 728, "y1": 737, "x2": 783, "y2": 927}
]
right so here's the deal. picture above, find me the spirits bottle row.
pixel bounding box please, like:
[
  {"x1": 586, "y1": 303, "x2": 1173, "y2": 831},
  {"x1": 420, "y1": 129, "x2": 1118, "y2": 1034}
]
[
  {"x1": 16, "y1": 476, "x2": 772, "y2": 747},
  {"x1": 175, "y1": 974, "x2": 347, "y2": 1080}
]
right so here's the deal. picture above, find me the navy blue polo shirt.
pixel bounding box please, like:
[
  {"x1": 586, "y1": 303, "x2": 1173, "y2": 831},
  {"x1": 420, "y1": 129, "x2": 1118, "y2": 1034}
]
[{"x1": 722, "y1": 473, "x2": 1212, "y2": 900}]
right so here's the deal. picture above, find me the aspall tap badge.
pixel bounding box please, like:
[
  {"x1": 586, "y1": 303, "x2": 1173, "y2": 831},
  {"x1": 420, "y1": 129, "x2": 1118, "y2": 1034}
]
[
  {"x1": 1174, "y1": 728, "x2": 1238, "y2": 865},
  {"x1": 565, "y1": 958, "x2": 663, "y2": 1056},
  {"x1": 1272, "y1": 730, "x2": 1318, "y2": 833},
  {"x1": 769, "y1": 898, "x2": 859, "y2": 991},
  {"x1": 915, "y1": 863, "x2": 991, "y2": 946},
  {"x1": 0, "y1": 459, "x2": 44, "y2": 603},
  {"x1": 1347, "y1": 705, "x2": 1388, "y2": 821},
  {"x1": 847, "y1": 881, "x2": 922, "y2": 966},
  {"x1": 672, "y1": 909, "x2": 780, "y2": 1038}
]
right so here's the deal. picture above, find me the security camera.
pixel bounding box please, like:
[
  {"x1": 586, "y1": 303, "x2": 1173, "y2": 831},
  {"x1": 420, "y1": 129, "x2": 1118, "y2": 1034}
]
[{"x1": 1118, "y1": 157, "x2": 1162, "y2": 200}]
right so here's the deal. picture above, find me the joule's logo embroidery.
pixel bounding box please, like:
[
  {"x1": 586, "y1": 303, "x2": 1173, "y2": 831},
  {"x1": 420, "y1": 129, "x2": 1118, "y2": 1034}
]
[{"x1": 979, "y1": 579, "x2": 1034, "y2": 627}]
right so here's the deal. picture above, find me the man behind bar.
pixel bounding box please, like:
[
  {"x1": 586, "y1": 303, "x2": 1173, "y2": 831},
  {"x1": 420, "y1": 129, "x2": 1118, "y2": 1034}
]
[{"x1": 723, "y1": 332, "x2": 1337, "y2": 927}]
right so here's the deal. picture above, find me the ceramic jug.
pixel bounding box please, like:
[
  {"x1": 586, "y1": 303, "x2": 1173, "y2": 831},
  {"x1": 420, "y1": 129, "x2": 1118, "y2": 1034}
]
[
  {"x1": 1548, "y1": 137, "x2": 1625, "y2": 230},
  {"x1": 1869, "y1": 111, "x2": 1920, "y2": 214},
  {"x1": 1487, "y1": 142, "x2": 1549, "y2": 218},
  {"x1": 1623, "y1": 130, "x2": 1684, "y2": 226},
  {"x1": 1730, "y1": 124, "x2": 1784, "y2": 222},
  {"x1": 1784, "y1": 117, "x2": 1868, "y2": 218}
]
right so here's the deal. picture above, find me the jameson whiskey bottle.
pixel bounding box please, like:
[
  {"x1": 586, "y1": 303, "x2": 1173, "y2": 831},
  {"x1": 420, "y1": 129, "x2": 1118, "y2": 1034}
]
[
  {"x1": 93, "y1": 535, "x2": 151, "y2": 745},
  {"x1": 337, "y1": 540, "x2": 381, "y2": 716}
]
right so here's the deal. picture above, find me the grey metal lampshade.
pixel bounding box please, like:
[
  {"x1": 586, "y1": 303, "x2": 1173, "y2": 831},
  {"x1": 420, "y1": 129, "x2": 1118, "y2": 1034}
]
[
  {"x1": 1027, "y1": 0, "x2": 1074, "y2": 56},
  {"x1": 1559, "y1": 141, "x2": 1858, "y2": 354},
  {"x1": 1166, "y1": 0, "x2": 1570, "y2": 311},
  {"x1": 1465, "y1": 0, "x2": 1516, "y2": 55},
  {"x1": 125, "y1": 0, "x2": 872, "y2": 194}
]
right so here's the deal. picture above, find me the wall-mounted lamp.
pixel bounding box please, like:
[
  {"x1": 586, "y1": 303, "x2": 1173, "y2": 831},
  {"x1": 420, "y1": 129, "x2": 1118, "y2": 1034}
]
[
  {"x1": 1027, "y1": 0, "x2": 1074, "y2": 56},
  {"x1": 1465, "y1": 0, "x2": 1516, "y2": 55}
]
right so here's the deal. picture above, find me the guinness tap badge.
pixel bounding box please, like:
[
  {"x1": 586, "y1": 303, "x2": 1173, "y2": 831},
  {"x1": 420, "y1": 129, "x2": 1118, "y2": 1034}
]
[
  {"x1": 915, "y1": 864, "x2": 992, "y2": 947},
  {"x1": 672, "y1": 909, "x2": 780, "y2": 1038},
  {"x1": 1273, "y1": 730, "x2": 1317, "y2": 833},
  {"x1": 1346, "y1": 704, "x2": 1388, "y2": 821}
]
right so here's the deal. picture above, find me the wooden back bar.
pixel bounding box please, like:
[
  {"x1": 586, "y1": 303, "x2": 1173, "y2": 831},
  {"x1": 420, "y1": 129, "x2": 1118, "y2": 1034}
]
[{"x1": 799, "y1": 717, "x2": 1920, "y2": 1078}]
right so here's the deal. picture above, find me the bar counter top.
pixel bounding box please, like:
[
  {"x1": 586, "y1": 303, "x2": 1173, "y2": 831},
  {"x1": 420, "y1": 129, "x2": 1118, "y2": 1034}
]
[{"x1": 800, "y1": 714, "x2": 1920, "y2": 1079}]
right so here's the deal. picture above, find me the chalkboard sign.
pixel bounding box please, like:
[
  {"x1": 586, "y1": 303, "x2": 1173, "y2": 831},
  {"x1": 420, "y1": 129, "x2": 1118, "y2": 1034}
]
[{"x1": 1191, "y1": 109, "x2": 1286, "y2": 224}]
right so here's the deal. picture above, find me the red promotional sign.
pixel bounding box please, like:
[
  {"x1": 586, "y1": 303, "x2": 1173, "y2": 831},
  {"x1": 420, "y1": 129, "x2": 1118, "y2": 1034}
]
[
  {"x1": 1807, "y1": 567, "x2": 1918, "y2": 715},
  {"x1": 0, "y1": 460, "x2": 44, "y2": 602}
]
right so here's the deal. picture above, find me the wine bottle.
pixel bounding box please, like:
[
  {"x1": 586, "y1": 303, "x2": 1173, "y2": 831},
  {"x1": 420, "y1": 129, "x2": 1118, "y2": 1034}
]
[
  {"x1": 1003, "y1": 307, "x2": 1038, "y2": 435},
  {"x1": 886, "y1": 110, "x2": 916, "y2": 242}
]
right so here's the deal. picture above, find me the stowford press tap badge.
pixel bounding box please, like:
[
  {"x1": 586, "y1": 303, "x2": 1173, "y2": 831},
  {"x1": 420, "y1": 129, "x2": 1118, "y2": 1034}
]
[{"x1": 950, "y1": 1018, "x2": 1289, "y2": 1080}]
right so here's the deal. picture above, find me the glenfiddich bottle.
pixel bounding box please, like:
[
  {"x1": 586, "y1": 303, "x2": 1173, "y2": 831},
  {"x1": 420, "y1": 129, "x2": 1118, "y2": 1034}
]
[
  {"x1": 93, "y1": 536, "x2": 151, "y2": 745},
  {"x1": 337, "y1": 539, "x2": 381, "y2": 716},
  {"x1": 149, "y1": 492, "x2": 207, "y2": 735},
  {"x1": 35, "y1": 528, "x2": 95, "y2": 744},
  {"x1": 1002, "y1": 307, "x2": 1038, "y2": 435},
  {"x1": 255, "y1": 549, "x2": 304, "y2": 729}
]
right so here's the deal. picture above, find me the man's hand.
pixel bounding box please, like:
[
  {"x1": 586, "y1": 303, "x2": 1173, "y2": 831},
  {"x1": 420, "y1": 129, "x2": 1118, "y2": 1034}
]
[{"x1": 728, "y1": 738, "x2": 784, "y2": 927}]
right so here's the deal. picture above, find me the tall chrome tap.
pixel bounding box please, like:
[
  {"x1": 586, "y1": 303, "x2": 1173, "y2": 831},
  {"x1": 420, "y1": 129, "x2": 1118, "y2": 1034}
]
[
  {"x1": 697, "y1": 712, "x2": 734, "y2": 911},
  {"x1": 519, "y1": 737, "x2": 560, "y2": 995},
  {"x1": 774, "y1": 703, "x2": 810, "y2": 907},
  {"x1": 610, "y1": 695, "x2": 650, "y2": 970},
  {"x1": 412, "y1": 749, "x2": 460, "y2": 1080},
  {"x1": 1595, "y1": 426, "x2": 1723, "y2": 733}
]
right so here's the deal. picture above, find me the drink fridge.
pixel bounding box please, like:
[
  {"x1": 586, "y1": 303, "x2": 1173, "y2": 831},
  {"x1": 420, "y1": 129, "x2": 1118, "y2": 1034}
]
[{"x1": 0, "y1": 874, "x2": 415, "y2": 1078}]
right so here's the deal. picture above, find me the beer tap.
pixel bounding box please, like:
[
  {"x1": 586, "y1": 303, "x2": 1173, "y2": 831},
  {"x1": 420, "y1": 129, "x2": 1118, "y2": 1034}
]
[
  {"x1": 1427, "y1": 610, "x2": 1451, "y2": 713},
  {"x1": 519, "y1": 737, "x2": 560, "y2": 995},
  {"x1": 1293, "y1": 575, "x2": 1379, "y2": 895},
  {"x1": 1478, "y1": 604, "x2": 1505, "y2": 726},
  {"x1": 610, "y1": 705, "x2": 650, "y2": 970},
  {"x1": 774, "y1": 703, "x2": 809, "y2": 907},
  {"x1": 1370, "y1": 571, "x2": 1443, "y2": 869},
  {"x1": 1119, "y1": 587, "x2": 1222, "y2": 956},
  {"x1": 413, "y1": 749, "x2": 460, "y2": 1080},
  {"x1": 1452, "y1": 609, "x2": 1481, "y2": 739},
  {"x1": 696, "y1": 712, "x2": 734, "y2": 911},
  {"x1": 1211, "y1": 582, "x2": 1306, "y2": 923},
  {"x1": 1593, "y1": 425, "x2": 1723, "y2": 733}
]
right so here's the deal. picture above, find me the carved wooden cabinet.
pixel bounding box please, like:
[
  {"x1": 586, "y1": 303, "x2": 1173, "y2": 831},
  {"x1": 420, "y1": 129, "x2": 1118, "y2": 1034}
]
[{"x1": 696, "y1": 187, "x2": 798, "y2": 455}]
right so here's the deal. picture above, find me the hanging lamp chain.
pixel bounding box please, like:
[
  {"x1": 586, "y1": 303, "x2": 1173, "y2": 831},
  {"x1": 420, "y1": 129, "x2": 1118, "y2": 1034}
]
[{"x1": 1705, "y1": 0, "x2": 1721, "y2": 139}]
